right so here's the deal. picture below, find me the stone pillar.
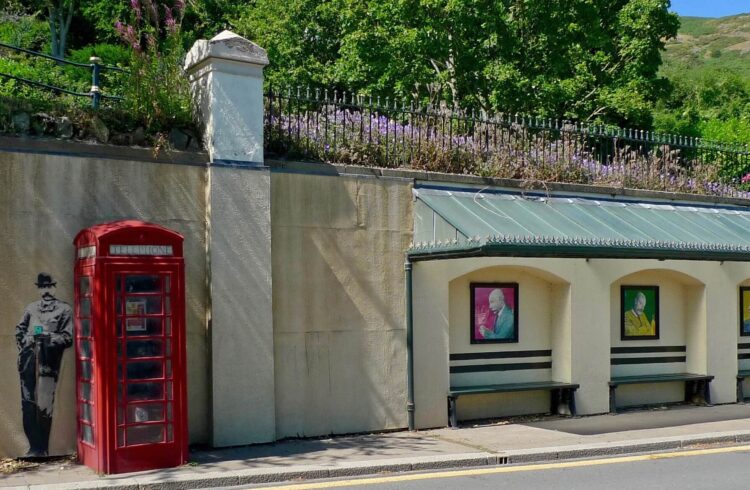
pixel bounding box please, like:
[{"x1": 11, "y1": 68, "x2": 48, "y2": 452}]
[{"x1": 185, "y1": 31, "x2": 275, "y2": 446}]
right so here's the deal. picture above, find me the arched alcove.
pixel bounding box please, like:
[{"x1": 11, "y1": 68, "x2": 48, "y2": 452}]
[
  {"x1": 447, "y1": 265, "x2": 571, "y2": 419},
  {"x1": 736, "y1": 278, "x2": 750, "y2": 399},
  {"x1": 610, "y1": 269, "x2": 706, "y2": 408}
]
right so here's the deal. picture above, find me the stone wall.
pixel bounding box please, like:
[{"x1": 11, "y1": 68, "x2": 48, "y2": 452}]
[
  {"x1": 0, "y1": 140, "x2": 209, "y2": 457},
  {"x1": 0, "y1": 140, "x2": 417, "y2": 456},
  {"x1": 270, "y1": 168, "x2": 413, "y2": 437}
]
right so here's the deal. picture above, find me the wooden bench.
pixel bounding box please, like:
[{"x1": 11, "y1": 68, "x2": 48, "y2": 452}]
[
  {"x1": 737, "y1": 370, "x2": 750, "y2": 402},
  {"x1": 447, "y1": 381, "x2": 579, "y2": 428},
  {"x1": 608, "y1": 373, "x2": 713, "y2": 413}
]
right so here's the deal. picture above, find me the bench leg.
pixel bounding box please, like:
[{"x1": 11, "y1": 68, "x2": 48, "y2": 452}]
[
  {"x1": 609, "y1": 385, "x2": 617, "y2": 414},
  {"x1": 550, "y1": 388, "x2": 561, "y2": 415},
  {"x1": 568, "y1": 388, "x2": 578, "y2": 417},
  {"x1": 686, "y1": 380, "x2": 712, "y2": 406},
  {"x1": 685, "y1": 381, "x2": 697, "y2": 403},
  {"x1": 448, "y1": 396, "x2": 458, "y2": 428},
  {"x1": 703, "y1": 380, "x2": 712, "y2": 405},
  {"x1": 550, "y1": 388, "x2": 575, "y2": 417},
  {"x1": 739, "y1": 377, "x2": 745, "y2": 403}
]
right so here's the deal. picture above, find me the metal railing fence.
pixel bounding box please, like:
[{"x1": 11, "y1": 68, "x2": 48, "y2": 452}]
[
  {"x1": 265, "y1": 87, "x2": 750, "y2": 198},
  {"x1": 0, "y1": 41, "x2": 126, "y2": 108}
]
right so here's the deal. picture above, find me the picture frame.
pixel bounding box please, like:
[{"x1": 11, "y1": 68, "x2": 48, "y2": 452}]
[
  {"x1": 620, "y1": 285, "x2": 659, "y2": 340},
  {"x1": 470, "y1": 283, "x2": 519, "y2": 344},
  {"x1": 739, "y1": 287, "x2": 750, "y2": 337}
]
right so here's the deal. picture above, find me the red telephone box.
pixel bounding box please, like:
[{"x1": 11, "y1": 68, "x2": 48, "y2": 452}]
[{"x1": 73, "y1": 221, "x2": 188, "y2": 474}]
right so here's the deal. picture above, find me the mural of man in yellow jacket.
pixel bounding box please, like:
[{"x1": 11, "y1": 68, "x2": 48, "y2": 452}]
[{"x1": 624, "y1": 291, "x2": 655, "y2": 337}]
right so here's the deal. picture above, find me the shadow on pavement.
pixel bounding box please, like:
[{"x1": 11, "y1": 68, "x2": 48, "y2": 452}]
[{"x1": 522, "y1": 404, "x2": 750, "y2": 435}]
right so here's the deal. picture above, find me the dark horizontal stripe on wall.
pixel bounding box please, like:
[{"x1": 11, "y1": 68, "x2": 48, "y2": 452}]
[
  {"x1": 739, "y1": 353, "x2": 750, "y2": 360},
  {"x1": 611, "y1": 346, "x2": 685, "y2": 354},
  {"x1": 611, "y1": 356, "x2": 686, "y2": 365},
  {"x1": 739, "y1": 343, "x2": 750, "y2": 350},
  {"x1": 450, "y1": 362, "x2": 552, "y2": 373},
  {"x1": 450, "y1": 350, "x2": 552, "y2": 361}
]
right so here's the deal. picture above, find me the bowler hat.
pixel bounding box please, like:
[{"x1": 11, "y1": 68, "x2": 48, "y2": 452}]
[{"x1": 35, "y1": 273, "x2": 57, "y2": 288}]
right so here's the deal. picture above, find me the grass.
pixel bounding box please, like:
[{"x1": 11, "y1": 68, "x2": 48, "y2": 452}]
[
  {"x1": 662, "y1": 14, "x2": 750, "y2": 80},
  {"x1": 678, "y1": 16, "x2": 718, "y2": 37}
]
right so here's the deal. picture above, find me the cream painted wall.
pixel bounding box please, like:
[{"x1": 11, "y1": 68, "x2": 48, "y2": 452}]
[
  {"x1": 413, "y1": 257, "x2": 750, "y2": 428},
  {"x1": 271, "y1": 172, "x2": 412, "y2": 438},
  {"x1": 0, "y1": 149, "x2": 209, "y2": 458}
]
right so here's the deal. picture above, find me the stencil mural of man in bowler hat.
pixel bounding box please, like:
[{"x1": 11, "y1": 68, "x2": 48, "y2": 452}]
[{"x1": 15, "y1": 273, "x2": 73, "y2": 457}]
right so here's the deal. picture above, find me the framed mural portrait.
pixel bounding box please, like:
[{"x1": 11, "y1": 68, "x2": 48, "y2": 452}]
[
  {"x1": 470, "y1": 283, "x2": 519, "y2": 344},
  {"x1": 621, "y1": 285, "x2": 659, "y2": 340},
  {"x1": 740, "y1": 287, "x2": 750, "y2": 336}
]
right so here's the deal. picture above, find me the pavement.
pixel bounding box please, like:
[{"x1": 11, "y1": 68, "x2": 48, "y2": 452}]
[{"x1": 4, "y1": 404, "x2": 750, "y2": 489}]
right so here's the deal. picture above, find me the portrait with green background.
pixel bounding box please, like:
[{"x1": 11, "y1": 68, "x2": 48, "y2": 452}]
[
  {"x1": 623, "y1": 287, "x2": 656, "y2": 322},
  {"x1": 621, "y1": 285, "x2": 659, "y2": 340}
]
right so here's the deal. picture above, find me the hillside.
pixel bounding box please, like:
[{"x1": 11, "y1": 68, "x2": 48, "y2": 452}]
[{"x1": 662, "y1": 14, "x2": 750, "y2": 78}]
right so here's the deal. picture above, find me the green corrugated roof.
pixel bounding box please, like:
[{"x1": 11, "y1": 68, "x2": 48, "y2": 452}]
[{"x1": 409, "y1": 187, "x2": 750, "y2": 261}]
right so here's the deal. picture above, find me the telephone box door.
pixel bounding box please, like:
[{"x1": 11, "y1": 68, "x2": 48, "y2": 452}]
[{"x1": 107, "y1": 264, "x2": 187, "y2": 473}]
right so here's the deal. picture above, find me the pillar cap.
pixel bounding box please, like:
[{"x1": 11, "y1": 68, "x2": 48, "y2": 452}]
[{"x1": 185, "y1": 30, "x2": 268, "y2": 73}]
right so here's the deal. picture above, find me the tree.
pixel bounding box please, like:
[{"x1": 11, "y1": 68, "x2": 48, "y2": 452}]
[
  {"x1": 234, "y1": 0, "x2": 679, "y2": 127},
  {"x1": 29, "y1": 0, "x2": 75, "y2": 58}
]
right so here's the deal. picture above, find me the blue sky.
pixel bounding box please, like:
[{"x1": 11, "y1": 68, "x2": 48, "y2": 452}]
[{"x1": 670, "y1": 0, "x2": 750, "y2": 17}]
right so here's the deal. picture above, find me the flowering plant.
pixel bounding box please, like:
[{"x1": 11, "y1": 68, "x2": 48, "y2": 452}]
[
  {"x1": 116, "y1": 0, "x2": 192, "y2": 134},
  {"x1": 266, "y1": 94, "x2": 749, "y2": 199}
]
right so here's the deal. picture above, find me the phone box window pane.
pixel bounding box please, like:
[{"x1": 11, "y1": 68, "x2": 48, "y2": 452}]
[
  {"x1": 127, "y1": 361, "x2": 163, "y2": 380},
  {"x1": 81, "y1": 403, "x2": 93, "y2": 423},
  {"x1": 167, "y1": 402, "x2": 173, "y2": 421},
  {"x1": 165, "y1": 317, "x2": 171, "y2": 336},
  {"x1": 144, "y1": 317, "x2": 163, "y2": 336},
  {"x1": 80, "y1": 360, "x2": 92, "y2": 380},
  {"x1": 117, "y1": 428, "x2": 125, "y2": 447},
  {"x1": 167, "y1": 424, "x2": 173, "y2": 442},
  {"x1": 127, "y1": 382, "x2": 164, "y2": 401},
  {"x1": 79, "y1": 276, "x2": 91, "y2": 295},
  {"x1": 80, "y1": 382, "x2": 92, "y2": 402},
  {"x1": 127, "y1": 403, "x2": 164, "y2": 423},
  {"x1": 126, "y1": 317, "x2": 162, "y2": 337},
  {"x1": 125, "y1": 275, "x2": 161, "y2": 293},
  {"x1": 126, "y1": 340, "x2": 163, "y2": 358},
  {"x1": 80, "y1": 298, "x2": 91, "y2": 317},
  {"x1": 117, "y1": 406, "x2": 124, "y2": 424},
  {"x1": 126, "y1": 296, "x2": 162, "y2": 315},
  {"x1": 79, "y1": 339, "x2": 92, "y2": 358},
  {"x1": 127, "y1": 425, "x2": 164, "y2": 445},
  {"x1": 80, "y1": 319, "x2": 91, "y2": 337},
  {"x1": 166, "y1": 381, "x2": 173, "y2": 400},
  {"x1": 166, "y1": 359, "x2": 172, "y2": 377},
  {"x1": 165, "y1": 276, "x2": 170, "y2": 293},
  {"x1": 165, "y1": 296, "x2": 171, "y2": 315},
  {"x1": 82, "y1": 424, "x2": 94, "y2": 444}
]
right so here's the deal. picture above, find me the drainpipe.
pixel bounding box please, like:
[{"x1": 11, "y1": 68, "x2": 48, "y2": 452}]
[{"x1": 405, "y1": 258, "x2": 415, "y2": 431}]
